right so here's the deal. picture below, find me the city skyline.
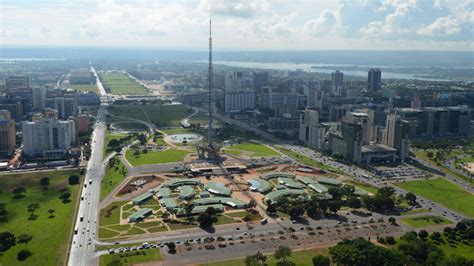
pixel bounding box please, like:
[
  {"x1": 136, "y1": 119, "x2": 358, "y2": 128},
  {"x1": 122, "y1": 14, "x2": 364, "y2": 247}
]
[{"x1": 2, "y1": 0, "x2": 473, "y2": 51}]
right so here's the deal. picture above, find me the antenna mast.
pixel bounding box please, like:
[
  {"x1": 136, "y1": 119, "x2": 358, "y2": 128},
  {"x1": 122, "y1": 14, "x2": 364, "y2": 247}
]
[{"x1": 207, "y1": 16, "x2": 213, "y2": 148}]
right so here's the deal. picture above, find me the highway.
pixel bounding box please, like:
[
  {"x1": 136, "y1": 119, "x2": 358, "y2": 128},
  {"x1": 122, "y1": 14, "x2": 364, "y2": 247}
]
[
  {"x1": 90, "y1": 67, "x2": 107, "y2": 96},
  {"x1": 68, "y1": 107, "x2": 107, "y2": 266}
]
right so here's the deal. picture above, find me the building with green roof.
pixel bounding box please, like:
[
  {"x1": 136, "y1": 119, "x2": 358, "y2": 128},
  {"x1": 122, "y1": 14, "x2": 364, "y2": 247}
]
[
  {"x1": 162, "y1": 178, "x2": 201, "y2": 188},
  {"x1": 128, "y1": 208, "x2": 153, "y2": 222},
  {"x1": 132, "y1": 192, "x2": 153, "y2": 205},
  {"x1": 179, "y1": 186, "x2": 195, "y2": 200},
  {"x1": 260, "y1": 172, "x2": 295, "y2": 180},
  {"x1": 248, "y1": 179, "x2": 272, "y2": 193},
  {"x1": 175, "y1": 204, "x2": 225, "y2": 217},
  {"x1": 316, "y1": 177, "x2": 342, "y2": 186},
  {"x1": 296, "y1": 175, "x2": 317, "y2": 185},
  {"x1": 308, "y1": 183, "x2": 329, "y2": 193},
  {"x1": 159, "y1": 198, "x2": 178, "y2": 211},
  {"x1": 264, "y1": 189, "x2": 305, "y2": 204},
  {"x1": 193, "y1": 197, "x2": 247, "y2": 208},
  {"x1": 156, "y1": 187, "x2": 171, "y2": 199},
  {"x1": 278, "y1": 177, "x2": 305, "y2": 189},
  {"x1": 205, "y1": 182, "x2": 231, "y2": 196},
  {"x1": 354, "y1": 187, "x2": 370, "y2": 196}
]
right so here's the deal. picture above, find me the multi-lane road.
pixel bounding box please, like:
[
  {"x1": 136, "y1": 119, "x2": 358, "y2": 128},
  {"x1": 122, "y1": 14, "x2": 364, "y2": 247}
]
[{"x1": 68, "y1": 107, "x2": 107, "y2": 266}]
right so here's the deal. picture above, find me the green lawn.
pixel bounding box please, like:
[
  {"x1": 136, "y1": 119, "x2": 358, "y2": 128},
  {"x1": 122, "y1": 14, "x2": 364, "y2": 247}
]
[
  {"x1": 400, "y1": 215, "x2": 452, "y2": 228},
  {"x1": 202, "y1": 248, "x2": 328, "y2": 266},
  {"x1": 162, "y1": 128, "x2": 197, "y2": 134},
  {"x1": 100, "y1": 201, "x2": 128, "y2": 226},
  {"x1": 0, "y1": 170, "x2": 83, "y2": 265},
  {"x1": 435, "y1": 238, "x2": 474, "y2": 260},
  {"x1": 224, "y1": 142, "x2": 281, "y2": 158},
  {"x1": 68, "y1": 84, "x2": 99, "y2": 94},
  {"x1": 108, "y1": 102, "x2": 193, "y2": 127},
  {"x1": 275, "y1": 146, "x2": 346, "y2": 175},
  {"x1": 345, "y1": 180, "x2": 379, "y2": 194},
  {"x1": 415, "y1": 150, "x2": 473, "y2": 184},
  {"x1": 100, "y1": 156, "x2": 127, "y2": 201},
  {"x1": 396, "y1": 178, "x2": 474, "y2": 217},
  {"x1": 99, "y1": 73, "x2": 148, "y2": 95},
  {"x1": 99, "y1": 249, "x2": 162, "y2": 266},
  {"x1": 104, "y1": 132, "x2": 129, "y2": 156},
  {"x1": 125, "y1": 149, "x2": 191, "y2": 166}
]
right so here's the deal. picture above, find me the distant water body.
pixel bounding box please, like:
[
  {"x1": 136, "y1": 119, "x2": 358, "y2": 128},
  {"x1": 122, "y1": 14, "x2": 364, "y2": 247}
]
[{"x1": 213, "y1": 61, "x2": 451, "y2": 81}]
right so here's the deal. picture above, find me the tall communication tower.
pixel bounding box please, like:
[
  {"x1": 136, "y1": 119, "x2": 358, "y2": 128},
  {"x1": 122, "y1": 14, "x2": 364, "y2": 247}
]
[{"x1": 207, "y1": 17, "x2": 214, "y2": 148}]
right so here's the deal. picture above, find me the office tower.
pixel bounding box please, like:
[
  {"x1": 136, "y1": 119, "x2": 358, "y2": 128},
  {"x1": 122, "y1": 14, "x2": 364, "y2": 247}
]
[
  {"x1": 331, "y1": 70, "x2": 343, "y2": 95},
  {"x1": 411, "y1": 96, "x2": 421, "y2": 109},
  {"x1": 44, "y1": 108, "x2": 59, "y2": 119},
  {"x1": 299, "y1": 109, "x2": 325, "y2": 149},
  {"x1": 330, "y1": 120, "x2": 362, "y2": 164},
  {"x1": 76, "y1": 114, "x2": 89, "y2": 133},
  {"x1": 446, "y1": 106, "x2": 471, "y2": 135},
  {"x1": 0, "y1": 102, "x2": 22, "y2": 122},
  {"x1": 367, "y1": 68, "x2": 382, "y2": 92},
  {"x1": 253, "y1": 72, "x2": 269, "y2": 92},
  {"x1": 423, "y1": 107, "x2": 448, "y2": 136},
  {"x1": 260, "y1": 93, "x2": 303, "y2": 117},
  {"x1": 22, "y1": 119, "x2": 76, "y2": 158},
  {"x1": 5, "y1": 76, "x2": 30, "y2": 92},
  {"x1": 382, "y1": 114, "x2": 410, "y2": 161},
  {"x1": 307, "y1": 88, "x2": 323, "y2": 110},
  {"x1": 346, "y1": 112, "x2": 371, "y2": 145},
  {"x1": 395, "y1": 108, "x2": 424, "y2": 138},
  {"x1": 45, "y1": 89, "x2": 78, "y2": 119},
  {"x1": 32, "y1": 87, "x2": 46, "y2": 111},
  {"x1": 224, "y1": 90, "x2": 256, "y2": 113},
  {"x1": 213, "y1": 73, "x2": 226, "y2": 89},
  {"x1": 0, "y1": 110, "x2": 16, "y2": 156}
]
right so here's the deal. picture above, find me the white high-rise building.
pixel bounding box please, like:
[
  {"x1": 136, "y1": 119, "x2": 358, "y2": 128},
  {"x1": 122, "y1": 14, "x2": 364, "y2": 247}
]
[
  {"x1": 224, "y1": 91, "x2": 256, "y2": 113},
  {"x1": 299, "y1": 109, "x2": 325, "y2": 149},
  {"x1": 22, "y1": 119, "x2": 76, "y2": 158},
  {"x1": 382, "y1": 114, "x2": 410, "y2": 161},
  {"x1": 32, "y1": 87, "x2": 46, "y2": 111}
]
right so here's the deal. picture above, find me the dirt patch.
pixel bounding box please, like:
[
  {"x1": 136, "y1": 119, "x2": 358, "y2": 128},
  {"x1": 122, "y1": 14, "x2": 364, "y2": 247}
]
[{"x1": 117, "y1": 175, "x2": 163, "y2": 196}]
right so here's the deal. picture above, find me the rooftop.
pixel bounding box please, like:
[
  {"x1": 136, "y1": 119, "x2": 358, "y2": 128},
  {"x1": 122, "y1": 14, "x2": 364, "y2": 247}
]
[
  {"x1": 260, "y1": 171, "x2": 295, "y2": 180},
  {"x1": 205, "y1": 182, "x2": 231, "y2": 196},
  {"x1": 248, "y1": 179, "x2": 272, "y2": 193},
  {"x1": 128, "y1": 208, "x2": 153, "y2": 220}
]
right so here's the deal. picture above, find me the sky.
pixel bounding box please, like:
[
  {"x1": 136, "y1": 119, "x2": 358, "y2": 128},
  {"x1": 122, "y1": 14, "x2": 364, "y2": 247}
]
[{"x1": 1, "y1": 0, "x2": 473, "y2": 51}]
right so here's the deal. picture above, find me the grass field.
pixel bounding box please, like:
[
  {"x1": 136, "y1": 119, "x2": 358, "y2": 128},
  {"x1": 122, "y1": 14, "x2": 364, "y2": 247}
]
[
  {"x1": 275, "y1": 146, "x2": 346, "y2": 175},
  {"x1": 100, "y1": 156, "x2": 127, "y2": 201},
  {"x1": 345, "y1": 180, "x2": 379, "y2": 194},
  {"x1": 396, "y1": 178, "x2": 474, "y2": 217},
  {"x1": 400, "y1": 215, "x2": 452, "y2": 228},
  {"x1": 125, "y1": 149, "x2": 191, "y2": 166},
  {"x1": 104, "y1": 132, "x2": 129, "y2": 156},
  {"x1": 99, "y1": 73, "x2": 148, "y2": 95},
  {"x1": 68, "y1": 84, "x2": 99, "y2": 94},
  {"x1": 0, "y1": 169, "x2": 83, "y2": 265},
  {"x1": 223, "y1": 142, "x2": 281, "y2": 158},
  {"x1": 99, "y1": 249, "x2": 162, "y2": 265},
  {"x1": 202, "y1": 248, "x2": 329, "y2": 266},
  {"x1": 108, "y1": 103, "x2": 193, "y2": 127}
]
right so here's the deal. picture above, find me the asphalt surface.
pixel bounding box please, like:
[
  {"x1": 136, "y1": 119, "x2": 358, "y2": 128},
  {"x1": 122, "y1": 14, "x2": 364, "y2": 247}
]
[{"x1": 68, "y1": 107, "x2": 107, "y2": 266}]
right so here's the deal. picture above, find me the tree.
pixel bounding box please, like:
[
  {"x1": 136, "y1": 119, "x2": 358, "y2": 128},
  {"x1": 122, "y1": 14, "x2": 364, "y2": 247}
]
[
  {"x1": 430, "y1": 232, "x2": 442, "y2": 242},
  {"x1": 48, "y1": 209, "x2": 55, "y2": 218},
  {"x1": 266, "y1": 205, "x2": 277, "y2": 214},
  {"x1": 12, "y1": 187, "x2": 26, "y2": 199},
  {"x1": 17, "y1": 249, "x2": 32, "y2": 261},
  {"x1": 405, "y1": 192, "x2": 417, "y2": 205},
  {"x1": 0, "y1": 202, "x2": 8, "y2": 223},
  {"x1": 276, "y1": 258, "x2": 295, "y2": 266},
  {"x1": 162, "y1": 212, "x2": 171, "y2": 221},
  {"x1": 205, "y1": 206, "x2": 217, "y2": 216},
  {"x1": 328, "y1": 200, "x2": 342, "y2": 214},
  {"x1": 197, "y1": 213, "x2": 214, "y2": 228},
  {"x1": 166, "y1": 242, "x2": 176, "y2": 253},
  {"x1": 0, "y1": 231, "x2": 16, "y2": 252},
  {"x1": 40, "y1": 177, "x2": 50, "y2": 189},
  {"x1": 17, "y1": 234, "x2": 32, "y2": 248},
  {"x1": 439, "y1": 255, "x2": 473, "y2": 266},
  {"x1": 247, "y1": 199, "x2": 257, "y2": 209},
  {"x1": 418, "y1": 230, "x2": 428, "y2": 240},
  {"x1": 60, "y1": 190, "x2": 71, "y2": 203},
  {"x1": 305, "y1": 204, "x2": 320, "y2": 218},
  {"x1": 288, "y1": 206, "x2": 304, "y2": 219},
  {"x1": 245, "y1": 251, "x2": 267, "y2": 266},
  {"x1": 388, "y1": 217, "x2": 396, "y2": 225},
  {"x1": 27, "y1": 203, "x2": 40, "y2": 220},
  {"x1": 108, "y1": 139, "x2": 120, "y2": 149},
  {"x1": 274, "y1": 245, "x2": 291, "y2": 260},
  {"x1": 312, "y1": 255, "x2": 330, "y2": 266},
  {"x1": 68, "y1": 175, "x2": 80, "y2": 185},
  {"x1": 426, "y1": 151, "x2": 434, "y2": 159},
  {"x1": 328, "y1": 187, "x2": 342, "y2": 200},
  {"x1": 377, "y1": 187, "x2": 395, "y2": 198},
  {"x1": 348, "y1": 197, "x2": 361, "y2": 210}
]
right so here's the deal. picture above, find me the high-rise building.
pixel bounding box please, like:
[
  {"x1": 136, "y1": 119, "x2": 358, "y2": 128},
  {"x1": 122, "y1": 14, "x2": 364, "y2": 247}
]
[
  {"x1": 0, "y1": 110, "x2": 16, "y2": 156},
  {"x1": 22, "y1": 119, "x2": 77, "y2": 158},
  {"x1": 382, "y1": 114, "x2": 410, "y2": 161},
  {"x1": 253, "y1": 72, "x2": 269, "y2": 92},
  {"x1": 411, "y1": 96, "x2": 421, "y2": 109},
  {"x1": 307, "y1": 88, "x2": 323, "y2": 110},
  {"x1": 367, "y1": 69, "x2": 382, "y2": 92},
  {"x1": 224, "y1": 90, "x2": 256, "y2": 113},
  {"x1": 299, "y1": 109, "x2": 325, "y2": 149},
  {"x1": 45, "y1": 89, "x2": 77, "y2": 119},
  {"x1": 345, "y1": 112, "x2": 371, "y2": 145},
  {"x1": 330, "y1": 120, "x2": 363, "y2": 164},
  {"x1": 32, "y1": 87, "x2": 46, "y2": 111},
  {"x1": 5, "y1": 76, "x2": 30, "y2": 92},
  {"x1": 331, "y1": 70, "x2": 343, "y2": 95},
  {"x1": 76, "y1": 114, "x2": 89, "y2": 133}
]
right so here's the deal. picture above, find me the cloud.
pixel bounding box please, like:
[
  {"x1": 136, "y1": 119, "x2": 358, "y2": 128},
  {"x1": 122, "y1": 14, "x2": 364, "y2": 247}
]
[
  {"x1": 199, "y1": 0, "x2": 270, "y2": 18},
  {"x1": 304, "y1": 10, "x2": 336, "y2": 35},
  {"x1": 417, "y1": 16, "x2": 462, "y2": 36}
]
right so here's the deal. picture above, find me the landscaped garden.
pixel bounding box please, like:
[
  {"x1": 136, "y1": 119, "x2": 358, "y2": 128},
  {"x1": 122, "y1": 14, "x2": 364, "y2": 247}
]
[
  {"x1": 396, "y1": 178, "x2": 474, "y2": 217},
  {"x1": 125, "y1": 148, "x2": 191, "y2": 166},
  {"x1": 0, "y1": 170, "x2": 83, "y2": 265}
]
